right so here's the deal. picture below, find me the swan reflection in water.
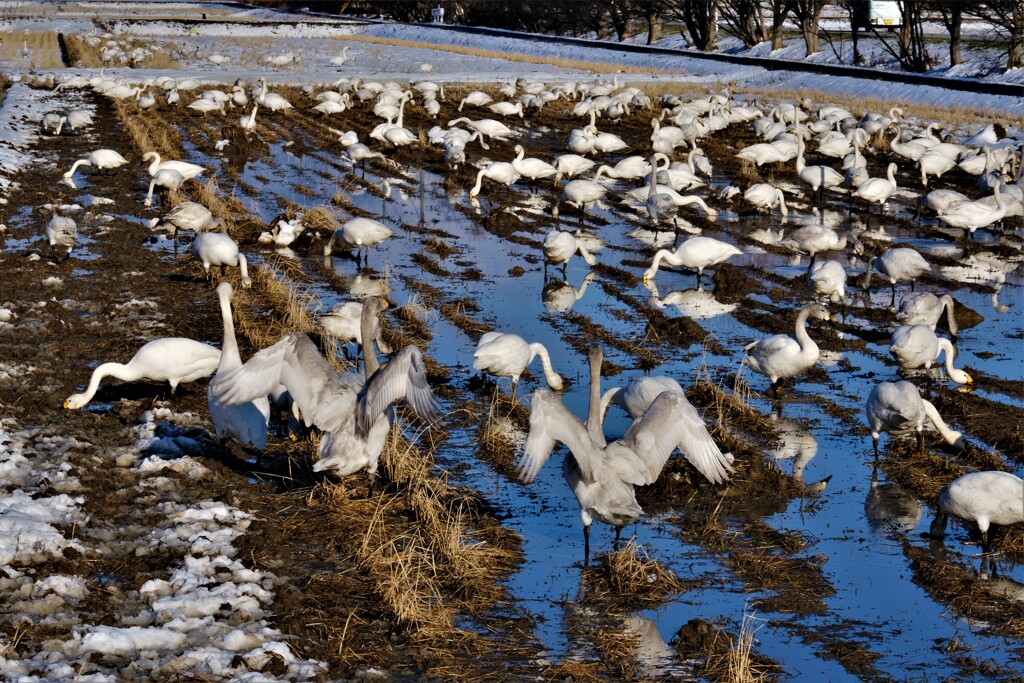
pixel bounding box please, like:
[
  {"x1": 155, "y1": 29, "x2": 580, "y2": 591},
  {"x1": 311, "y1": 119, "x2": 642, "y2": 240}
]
[
  {"x1": 864, "y1": 467, "x2": 922, "y2": 536},
  {"x1": 543, "y1": 271, "x2": 596, "y2": 313},
  {"x1": 644, "y1": 279, "x2": 737, "y2": 320},
  {"x1": 622, "y1": 616, "x2": 682, "y2": 678},
  {"x1": 768, "y1": 411, "x2": 819, "y2": 485}
]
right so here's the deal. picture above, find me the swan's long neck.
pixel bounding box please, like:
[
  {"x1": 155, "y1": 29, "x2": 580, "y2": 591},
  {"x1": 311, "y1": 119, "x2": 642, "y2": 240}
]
[
  {"x1": 361, "y1": 302, "x2": 382, "y2": 378},
  {"x1": 65, "y1": 158, "x2": 89, "y2": 177},
  {"x1": 598, "y1": 387, "x2": 621, "y2": 426},
  {"x1": 776, "y1": 189, "x2": 788, "y2": 217},
  {"x1": 937, "y1": 296, "x2": 958, "y2": 336},
  {"x1": 648, "y1": 157, "x2": 659, "y2": 196},
  {"x1": 470, "y1": 167, "x2": 486, "y2": 197},
  {"x1": 145, "y1": 177, "x2": 157, "y2": 206},
  {"x1": 887, "y1": 163, "x2": 898, "y2": 187},
  {"x1": 646, "y1": 249, "x2": 670, "y2": 279},
  {"x1": 794, "y1": 306, "x2": 819, "y2": 356},
  {"x1": 921, "y1": 398, "x2": 962, "y2": 446},
  {"x1": 237, "y1": 253, "x2": 251, "y2": 288},
  {"x1": 217, "y1": 287, "x2": 240, "y2": 370},
  {"x1": 528, "y1": 343, "x2": 561, "y2": 391},
  {"x1": 937, "y1": 338, "x2": 970, "y2": 384},
  {"x1": 585, "y1": 348, "x2": 606, "y2": 447},
  {"x1": 81, "y1": 362, "x2": 138, "y2": 402},
  {"x1": 576, "y1": 239, "x2": 596, "y2": 266}
]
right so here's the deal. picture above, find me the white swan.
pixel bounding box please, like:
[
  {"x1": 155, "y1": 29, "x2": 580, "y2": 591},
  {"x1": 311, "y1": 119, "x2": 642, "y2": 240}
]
[
  {"x1": 782, "y1": 225, "x2": 848, "y2": 265},
  {"x1": 330, "y1": 45, "x2": 351, "y2": 66},
  {"x1": 889, "y1": 325, "x2": 972, "y2": 384},
  {"x1": 144, "y1": 168, "x2": 185, "y2": 207},
  {"x1": 155, "y1": 201, "x2": 220, "y2": 236},
  {"x1": 593, "y1": 155, "x2": 652, "y2": 182},
  {"x1": 62, "y1": 148, "x2": 128, "y2": 183},
  {"x1": 191, "y1": 231, "x2": 251, "y2": 288},
  {"x1": 600, "y1": 375, "x2": 733, "y2": 484},
  {"x1": 489, "y1": 101, "x2": 524, "y2": 118},
  {"x1": 446, "y1": 117, "x2": 516, "y2": 146},
  {"x1": 65, "y1": 338, "x2": 221, "y2": 409},
  {"x1": 544, "y1": 230, "x2": 596, "y2": 270},
  {"x1": 642, "y1": 236, "x2": 741, "y2": 284},
  {"x1": 469, "y1": 161, "x2": 520, "y2": 198},
  {"x1": 888, "y1": 125, "x2": 928, "y2": 162},
  {"x1": 553, "y1": 154, "x2": 596, "y2": 182},
  {"x1": 142, "y1": 151, "x2": 205, "y2": 181},
  {"x1": 320, "y1": 300, "x2": 391, "y2": 359},
  {"x1": 795, "y1": 137, "x2": 843, "y2": 201},
  {"x1": 918, "y1": 151, "x2": 957, "y2": 187},
  {"x1": 256, "y1": 77, "x2": 293, "y2": 112},
  {"x1": 898, "y1": 293, "x2": 958, "y2": 336},
  {"x1": 808, "y1": 259, "x2": 846, "y2": 305},
  {"x1": 865, "y1": 380, "x2": 964, "y2": 457},
  {"x1": 46, "y1": 214, "x2": 77, "y2": 259},
  {"x1": 552, "y1": 179, "x2": 608, "y2": 219},
  {"x1": 742, "y1": 302, "x2": 830, "y2": 396},
  {"x1": 511, "y1": 144, "x2": 557, "y2": 183},
  {"x1": 238, "y1": 102, "x2": 259, "y2": 134},
  {"x1": 864, "y1": 247, "x2": 930, "y2": 299},
  {"x1": 930, "y1": 471, "x2": 1024, "y2": 553},
  {"x1": 853, "y1": 162, "x2": 898, "y2": 211},
  {"x1": 744, "y1": 183, "x2": 788, "y2": 217},
  {"x1": 937, "y1": 181, "x2": 1007, "y2": 239},
  {"x1": 458, "y1": 90, "x2": 492, "y2": 111},
  {"x1": 517, "y1": 344, "x2": 713, "y2": 563},
  {"x1": 211, "y1": 297, "x2": 440, "y2": 485},
  {"x1": 208, "y1": 282, "x2": 270, "y2": 451},
  {"x1": 323, "y1": 217, "x2": 393, "y2": 264},
  {"x1": 644, "y1": 154, "x2": 679, "y2": 231},
  {"x1": 473, "y1": 332, "x2": 563, "y2": 396}
]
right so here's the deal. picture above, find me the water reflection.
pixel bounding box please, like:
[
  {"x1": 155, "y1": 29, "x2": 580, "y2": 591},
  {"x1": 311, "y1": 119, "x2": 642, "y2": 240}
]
[
  {"x1": 543, "y1": 272, "x2": 595, "y2": 313},
  {"x1": 768, "y1": 411, "x2": 819, "y2": 484},
  {"x1": 644, "y1": 279, "x2": 737, "y2": 320},
  {"x1": 622, "y1": 615, "x2": 682, "y2": 678},
  {"x1": 864, "y1": 467, "x2": 922, "y2": 536}
]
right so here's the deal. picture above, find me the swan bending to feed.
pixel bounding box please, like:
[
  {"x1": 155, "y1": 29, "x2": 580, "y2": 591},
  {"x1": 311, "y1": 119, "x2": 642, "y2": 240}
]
[
  {"x1": 889, "y1": 325, "x2": 972, "y2": 385},
  {"x1": 62, "y1": 148, "x2": 129, "y2": 183},
  {"x1": 743, "y1": 302, "x2": 830, "y2": 397},
  {"x1": 600, "y1": 375, "x2": 734, "y2": 485},
  {"x1": 46, "y1": 214, "x2": 77, "y2": 258},
  {"x1": 518, "y1": 345, "x2": 718, "y2": 563},
  {"x1": 191, "y1": 231, "x2": 251, "y2": 288},
  {"x1": 929, "y1": 471, "x2": 1024, "y2": 553},
  {"x1": 324, "y1": 217, "x2": 393, "y2": 264},
  {"x1": 865, "y1": 380, "x2": 964, "y2": 457},
  {"x1": 142, "y1": 151, "x2": 205, "y2": 181},
  {"x1": 544, "y1": 230, "x2": 596, "y2": 270},
  {"x1": 209, "y1": 282, "x2": 270, "y2": 451},
  {"x1": 212, "y1": 297, "x2": 440, "y2": 484},
  {"x1": 65, "y1": 338, "x2": 221, "y2": 409},
  {"x1": 897, "y1": 293, "x2": 958, "y2": 336},
  {"x1": 642, "y1": 236, "x2": 741, "y2": 284},
  {"x1": 473, "y1": 332, "x2": 563, "y2": 397}
]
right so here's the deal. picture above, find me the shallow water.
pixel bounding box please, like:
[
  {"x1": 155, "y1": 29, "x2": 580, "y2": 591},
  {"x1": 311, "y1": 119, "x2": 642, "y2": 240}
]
[{"x1": 159, "y1": 112, "x2": 1024, "y2": 679}]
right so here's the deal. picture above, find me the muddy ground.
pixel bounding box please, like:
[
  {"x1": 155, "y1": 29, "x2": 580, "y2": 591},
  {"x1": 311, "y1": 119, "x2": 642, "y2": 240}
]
[{"x1": 2, "y1": 69, "x2": 1023, "y2": 682}]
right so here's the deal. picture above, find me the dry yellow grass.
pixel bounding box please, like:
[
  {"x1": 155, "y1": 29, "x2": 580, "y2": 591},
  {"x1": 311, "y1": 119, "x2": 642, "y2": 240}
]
[{"x1": 0, "y1": 30, "x2": 62, "y2": 68}]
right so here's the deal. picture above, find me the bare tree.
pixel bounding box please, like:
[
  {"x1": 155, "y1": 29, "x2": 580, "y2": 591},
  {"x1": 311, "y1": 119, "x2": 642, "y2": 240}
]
[
  {"x1": 769, "y1": 0, "x2": 794, "y2": 50},
  {"x1": 661, "y1": 0, "x2": 718, "y2": 50},
  {"x1": 790, "y1": 0, "x2": 829, "y2": 55},
  {"x1": 897, "y1": 0, "x2": 932, "y2": 71},
  {"x1": 929, "y1": 0, "x2": 964, "y2": 66},
  {"x1": 718, "y1": 0, "x2": 768, "y2": 48},
  {"x1": 973, "y1": 0, "x2": 1024, "y2": 69}
]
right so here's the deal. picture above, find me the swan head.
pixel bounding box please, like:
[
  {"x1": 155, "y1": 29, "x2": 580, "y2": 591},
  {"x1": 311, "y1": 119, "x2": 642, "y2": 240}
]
[
  {"x1": 807, "y1": 302, "x2": 830, "y2": 322},
  {"x1": 64, "y1": 393, "x2": 88, "y2": 410},
  {"x1": 949, "y1": 368, "x2": 973, "y2": 385},
  {"x1": 641, "y1": 267, "x2": 655, "y2": 283}
]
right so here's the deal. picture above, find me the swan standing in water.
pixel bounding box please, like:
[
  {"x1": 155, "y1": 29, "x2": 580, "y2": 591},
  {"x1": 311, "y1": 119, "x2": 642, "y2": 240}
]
[
  {"x1": 853, "y1": 162, "x2": 898, "y2": 213},
  {"x1": 742, "y1": 302, "x2": 830, "y2": 397},
  {"x1": 46, "y1": 214, "x2": 77, "y2": 259},
  {"x1": 191, "y1": 231, "x2": 252, "y2": 288},
  {"x1": 743, "y1": 183, "x2": 788, "y2": 218},
  {"x1": 319, "y1": 300, "x2": 392, "y2": 360},
  {"x1": 144, "y1": 167, "x2": 185, "y2": 207},
  {"x1": 643, "y1": 154, "x2": 679, "y2": 232},
  {"x1": 517, "y1": 345, "x2": 718, "y2": 563},
  {"x1": 323, "y1": 217, "x2": 393, "y2": 265},
  {"x1": 898, "y1": 293, "x2": 958, "y2": 336},
  {"x1": 600, "y1": 375, "x2": 734, "y2": 484},
  {"x1": 473, "y1": 332, "x2": 563, "y2": 398},
  {"x1": 142, "y1": 151, "x2": 205, "y2": 181},
  {"x1": 641, "y1": 236, "x2": 741, "y2": 285},
  {"x1": 865, "y1": 380, "x2": 964, "y2": 457},
  {"x1": 65, "y1": 338, "x2": 221, "y2": 409},
  {"x1": 929, "y1": 471, "x2": 1024, "y2": 554},
  {"x1": 544, "y1": 230, "x2": 597, "y2": 272},
  {"x1": 212, "y1": 297, "x2": 440, "y2": 486},
  {"x1": 62, "y1": 148, "x2": 129, "y2": 185},
  {"x1": 468, "y1": 160, "x2": 520, "y2": 198},
  {"x1": 154, "y1": 201, "x2": 221, "y2": 237},
  {"x1": 208, "y1": 282, "x2": 270, "y2": 453},
  {"x1": 863, "y1": 247, "x2": 931, "y2": 301},
  {"x1": 889, "y1": 325, "x2": 972, "y2": 385}
]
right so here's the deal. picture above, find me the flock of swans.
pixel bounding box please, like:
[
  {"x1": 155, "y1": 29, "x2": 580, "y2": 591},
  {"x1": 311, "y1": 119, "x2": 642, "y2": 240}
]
[{"x1": 47, "y1": 67, "x2": 1024, "y2": 564}]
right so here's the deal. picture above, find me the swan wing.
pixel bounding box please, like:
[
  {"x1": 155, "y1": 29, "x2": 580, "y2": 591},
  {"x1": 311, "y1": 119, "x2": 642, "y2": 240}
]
[
  {"x1": 518, "y1": 389, "x2": 595, "y2": 484},
  {"x1": 212, "y1": 333, "x2": 359, "y2": 434},
  {"x1": 356, "y1": 345, "x2": 439, "y2": 437}
]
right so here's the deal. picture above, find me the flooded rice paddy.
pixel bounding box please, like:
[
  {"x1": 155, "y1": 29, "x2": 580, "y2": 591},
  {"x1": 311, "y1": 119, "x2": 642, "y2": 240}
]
[{"x1": 31, "y1": 75, "x2": 1024, "y2": 680}]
